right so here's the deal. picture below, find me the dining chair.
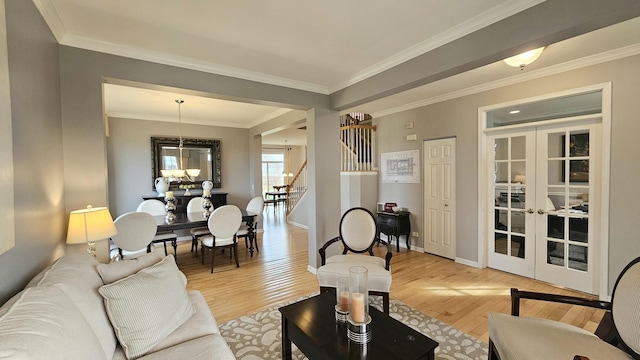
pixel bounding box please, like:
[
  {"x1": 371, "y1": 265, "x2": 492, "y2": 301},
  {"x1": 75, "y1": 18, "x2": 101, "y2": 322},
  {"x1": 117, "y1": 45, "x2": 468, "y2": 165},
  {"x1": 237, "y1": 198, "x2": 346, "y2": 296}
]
[
  {"x1": 136, "y1": 199, "x2": 178, "y2": 259},
  {"x1": 488, "y1": 256, "x2": 640, "y2": 360},
  {"x1": 237, "y1": 196, "x2": 264, "y2": 253},
  {"x1": 200, "y1": 205, "x2": 243, "y2": 273},
  {"x1": 186, "y1": 196, "x2": 211, "y2": 257},
  {"x1": 316, "y1": 207, "x2": 393, "y2": 314},
  {"x1": 110, "y1": 212, "x2": 158, "y2": 261}
]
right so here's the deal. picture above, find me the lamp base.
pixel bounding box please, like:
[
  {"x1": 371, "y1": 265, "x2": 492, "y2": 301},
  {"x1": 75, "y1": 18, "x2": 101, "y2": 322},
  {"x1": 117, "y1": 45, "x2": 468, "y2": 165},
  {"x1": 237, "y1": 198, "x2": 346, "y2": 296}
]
[{"x1": 347, "y1": 316, "x2": 372, "y2": 344}]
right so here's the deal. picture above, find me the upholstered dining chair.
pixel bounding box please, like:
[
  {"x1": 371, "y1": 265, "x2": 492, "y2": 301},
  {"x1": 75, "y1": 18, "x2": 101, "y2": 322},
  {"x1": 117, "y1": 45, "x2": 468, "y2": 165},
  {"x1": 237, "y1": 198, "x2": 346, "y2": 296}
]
[
  {"x1": 237, "y1": 196, "x2": 264, "y2": 253},
  {"x1": 110, "y1": 212, "x2": 158, "y2": 261},
  {"x1": 200, "y1": 205, "x2": 243, "y2": 273},
  {"x1": 488, "y1": 256, "x2": 640, "y2": 360},
  {"x1": 136, "y1": 199, "x2": 178, "y2": 259},
  {"x1": 187, "y1": 196, "x2": 211, "y2": 257},
  {"x1": 316, "y1": 207, "x2": 393, "y2": 314}
]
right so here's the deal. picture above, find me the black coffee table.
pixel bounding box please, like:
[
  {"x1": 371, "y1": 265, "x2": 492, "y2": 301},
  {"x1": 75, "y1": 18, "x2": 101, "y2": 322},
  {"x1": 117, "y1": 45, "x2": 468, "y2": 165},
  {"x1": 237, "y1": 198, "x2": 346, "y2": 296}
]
[{"x1": 279, "y1": 292, "x2": 438, "y2": 360}]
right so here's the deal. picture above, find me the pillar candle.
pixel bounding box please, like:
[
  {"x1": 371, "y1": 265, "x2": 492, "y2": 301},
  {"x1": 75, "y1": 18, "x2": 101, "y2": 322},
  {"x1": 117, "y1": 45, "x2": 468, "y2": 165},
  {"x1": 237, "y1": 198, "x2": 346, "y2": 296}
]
[
  {"x1": 203, "y1": 189, "x2": 211, "y2": 196},
  {"x1": 351, "y1": 292, "x2": 365, "y2": 323},
  {"x1": 339, "y1": 291, "x2": 349, "y2": 312},
  {"x1": 166, "y1": 191, "x2": 174, "y2": 199}
]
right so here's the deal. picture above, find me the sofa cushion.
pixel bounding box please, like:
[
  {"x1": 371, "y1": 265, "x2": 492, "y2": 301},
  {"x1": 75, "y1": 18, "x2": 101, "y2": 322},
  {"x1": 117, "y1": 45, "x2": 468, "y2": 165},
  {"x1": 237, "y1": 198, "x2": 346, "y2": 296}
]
[
  {"x1": 23, "y1": 253, "x2": 116, "y2": 359},
  {"x1": 97, "y1": 250, "x2": 165, "y2": 284},
  {"x1": 99, "y1": 255, "x2": 195, "y2": 360},
  {"x1": 0, "y1": 286, "x2": 107, "y2": 360}
]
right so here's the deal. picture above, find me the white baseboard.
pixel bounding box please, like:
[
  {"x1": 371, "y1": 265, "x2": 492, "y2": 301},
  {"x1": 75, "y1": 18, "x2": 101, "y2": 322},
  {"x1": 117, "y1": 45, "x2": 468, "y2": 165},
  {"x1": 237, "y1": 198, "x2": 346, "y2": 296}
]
[
  {"x1": 307, "y1": 265, "x2": 317, "y2": 275},
  {"x1": 455, "y1": 257, "x2": 480, "y2": 268},
  {"x1": 288, "y1": 221, "x2": 308, "y2": 229}
]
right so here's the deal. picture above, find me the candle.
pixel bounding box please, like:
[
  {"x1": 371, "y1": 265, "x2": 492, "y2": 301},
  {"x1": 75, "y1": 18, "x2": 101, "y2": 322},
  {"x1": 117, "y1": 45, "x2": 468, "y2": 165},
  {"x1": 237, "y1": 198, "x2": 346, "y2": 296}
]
[
  {"x1": 351, "y1": 292, "x2": 365, "y2": 323},
  {"x1": 203, "y1": 189, "x2": 211, "y2": 196},
  {"x1": 165, "y1": 191, "x2": 174, "y2": 199},
  {"x1": 339, "y1": 291, "x2": 350, "y2": 312}
]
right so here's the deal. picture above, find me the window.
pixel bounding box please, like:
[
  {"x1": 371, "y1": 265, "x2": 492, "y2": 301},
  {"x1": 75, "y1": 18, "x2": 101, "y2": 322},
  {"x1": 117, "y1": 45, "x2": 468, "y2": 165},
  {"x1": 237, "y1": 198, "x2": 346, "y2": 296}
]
[{"x1": 262, "y1": 150, "x2": 285, "y2": 196}]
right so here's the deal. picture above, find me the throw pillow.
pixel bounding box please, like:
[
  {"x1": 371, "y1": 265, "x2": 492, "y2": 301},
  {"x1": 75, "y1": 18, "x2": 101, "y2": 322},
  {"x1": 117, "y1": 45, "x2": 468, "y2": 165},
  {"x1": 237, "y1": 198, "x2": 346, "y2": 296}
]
[
  {"x1": 97, "y1": 250, "x2": 165, "y2": 284},
  {"x1": 98, "y1": 255, "x2": 195, "y2": 360}
]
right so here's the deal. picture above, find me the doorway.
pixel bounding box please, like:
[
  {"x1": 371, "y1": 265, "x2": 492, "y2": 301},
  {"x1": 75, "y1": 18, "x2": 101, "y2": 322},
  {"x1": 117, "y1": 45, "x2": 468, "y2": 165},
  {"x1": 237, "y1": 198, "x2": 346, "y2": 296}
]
[
  {"x1": 479, "y1": 84, "x2": 611, "y2": 297},
  {"x1": 423, "y1": 137, "x2": 456, "y2": 259}
]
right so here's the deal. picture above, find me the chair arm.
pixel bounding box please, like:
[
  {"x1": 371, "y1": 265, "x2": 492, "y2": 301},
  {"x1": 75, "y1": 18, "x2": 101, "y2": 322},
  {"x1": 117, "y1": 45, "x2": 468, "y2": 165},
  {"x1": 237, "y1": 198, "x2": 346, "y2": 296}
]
[
  {"x1": 376, "y1": 237, "x2": 393, "y2": 270},
  {"x1": 318, "y1": 236, "x2": 341, "y2": 265},
  {"x1": 510, "y1": 288, "x2": 611, "y2": 316}
]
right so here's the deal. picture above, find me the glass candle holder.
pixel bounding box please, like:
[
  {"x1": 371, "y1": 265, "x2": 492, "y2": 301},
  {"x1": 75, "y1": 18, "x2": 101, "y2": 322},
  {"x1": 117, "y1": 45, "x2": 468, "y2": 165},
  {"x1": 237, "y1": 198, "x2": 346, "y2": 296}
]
[
  {"x1": 348, "y1": 266, "x2": 371, "y2": 343},
  {"x1": 335, "y1": 277, "x2": 350, "y2": 322}
]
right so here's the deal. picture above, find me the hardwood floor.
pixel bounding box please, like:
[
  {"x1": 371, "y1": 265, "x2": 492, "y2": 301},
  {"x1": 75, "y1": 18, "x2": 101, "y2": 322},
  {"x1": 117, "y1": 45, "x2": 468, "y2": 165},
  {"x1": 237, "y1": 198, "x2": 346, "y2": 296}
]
[{"x1": 177, "y1": 206, "x2": 604, "y2": 344}]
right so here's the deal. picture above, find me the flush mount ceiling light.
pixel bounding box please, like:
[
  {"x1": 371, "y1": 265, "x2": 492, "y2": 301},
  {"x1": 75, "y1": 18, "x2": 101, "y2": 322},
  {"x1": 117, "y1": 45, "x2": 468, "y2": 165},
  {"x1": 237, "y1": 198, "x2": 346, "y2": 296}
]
[{"x1": 504, "y1": 47, "x2": 545, "y2": 70}]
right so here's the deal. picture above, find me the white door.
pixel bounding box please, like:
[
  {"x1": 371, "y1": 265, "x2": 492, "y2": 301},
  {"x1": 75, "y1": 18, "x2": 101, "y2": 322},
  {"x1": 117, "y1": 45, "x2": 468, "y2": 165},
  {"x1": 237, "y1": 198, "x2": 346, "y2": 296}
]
[
  {"x1": 423, "y1": 138, "x2": 456, "y2": 259},
  {"x1": 486, "y1": 123, "x2": 599, "y2": 293},
  {"x1": 487, "y1": 131, "x2": 536, "y2": 278}
]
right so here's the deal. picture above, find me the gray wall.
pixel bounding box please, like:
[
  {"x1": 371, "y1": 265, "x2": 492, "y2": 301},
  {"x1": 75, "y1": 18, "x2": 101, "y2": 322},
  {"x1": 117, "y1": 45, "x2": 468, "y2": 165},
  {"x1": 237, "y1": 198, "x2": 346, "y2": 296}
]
[
  {"x1": 0, "y1": 0, "x2": 65, "y2": 303},
  {"x1": 376, "y1": 54, "x2": 640, "y2": 293},
  {"x1": 107, "y1": 117, "x2": 250, "y2": 216}
]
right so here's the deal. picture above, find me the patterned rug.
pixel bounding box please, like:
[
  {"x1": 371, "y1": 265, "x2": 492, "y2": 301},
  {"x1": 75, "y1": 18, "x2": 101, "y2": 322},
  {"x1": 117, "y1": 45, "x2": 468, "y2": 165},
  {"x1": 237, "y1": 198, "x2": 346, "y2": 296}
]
[{"x1": 219, "y1": 294, "x2": 488, "y2": 360}]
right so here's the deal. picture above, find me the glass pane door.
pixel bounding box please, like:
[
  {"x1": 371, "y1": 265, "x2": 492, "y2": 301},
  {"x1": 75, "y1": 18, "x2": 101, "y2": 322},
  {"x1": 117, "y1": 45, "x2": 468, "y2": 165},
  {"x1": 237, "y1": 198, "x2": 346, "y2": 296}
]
[
  {"x1": 535, "y1": 125, "x2": 595, "y2": 293},
  {"x1": 488, "y1": 131, "x2": 535, "y2": 278}
]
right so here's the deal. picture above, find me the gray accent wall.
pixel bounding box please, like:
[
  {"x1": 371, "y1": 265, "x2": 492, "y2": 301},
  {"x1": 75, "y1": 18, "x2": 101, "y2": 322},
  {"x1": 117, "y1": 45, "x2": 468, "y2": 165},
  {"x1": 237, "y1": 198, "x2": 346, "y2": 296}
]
[
  {"x1": 0, "y1": 0, "x2": 64, "y2": 303},
  {"x1": 375, "y1": 54, "x2": 640, "y2": 294}
]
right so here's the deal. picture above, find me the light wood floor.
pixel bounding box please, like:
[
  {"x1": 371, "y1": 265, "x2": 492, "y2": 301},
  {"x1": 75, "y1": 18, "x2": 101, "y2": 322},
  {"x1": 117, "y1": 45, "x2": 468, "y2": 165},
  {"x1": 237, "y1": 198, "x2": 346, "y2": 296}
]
[{"x1": 177, "y1": 207, "x2": 604, "y2": 344}]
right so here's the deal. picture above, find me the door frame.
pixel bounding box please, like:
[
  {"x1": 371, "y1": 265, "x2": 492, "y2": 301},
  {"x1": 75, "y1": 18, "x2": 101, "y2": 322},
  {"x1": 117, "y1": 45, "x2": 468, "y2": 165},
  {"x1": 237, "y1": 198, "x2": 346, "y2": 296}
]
[{"x1": 477, "y1": 83, "x2": 612, "y2": 300}]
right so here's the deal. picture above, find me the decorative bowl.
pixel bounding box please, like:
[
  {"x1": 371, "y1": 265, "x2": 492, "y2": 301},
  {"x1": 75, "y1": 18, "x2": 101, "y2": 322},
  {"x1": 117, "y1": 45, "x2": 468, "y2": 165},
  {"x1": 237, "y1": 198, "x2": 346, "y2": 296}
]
[{"x1": 392, "y1": 206, "x2": 401, "y2": 212}]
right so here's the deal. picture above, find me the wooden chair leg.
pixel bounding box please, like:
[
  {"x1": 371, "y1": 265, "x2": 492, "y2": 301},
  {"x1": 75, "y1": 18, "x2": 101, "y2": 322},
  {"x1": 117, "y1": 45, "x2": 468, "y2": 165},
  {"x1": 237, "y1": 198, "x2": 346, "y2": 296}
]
[
  {"x1": 488, "y1": 339, "x2": 501, "y2": 360},
  {"x1": 382, "y1": 293, "x2": 390, "y2": 315},
  {"x1": 233, "y1": 244, "x2": 240, "y2": 268},
  {"x1": 210, "y1": 247, "x2": 215, "y2": 273},
  {"x1": 201, "y1": 246, "x2": 205, "y2": 265},
  {"x1": 162, "y1": 241, "x2": 168, "y2": 256}
]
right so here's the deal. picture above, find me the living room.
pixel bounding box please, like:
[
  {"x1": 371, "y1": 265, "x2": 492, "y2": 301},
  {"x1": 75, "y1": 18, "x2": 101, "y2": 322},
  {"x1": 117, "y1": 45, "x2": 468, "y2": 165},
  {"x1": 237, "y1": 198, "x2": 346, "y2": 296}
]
[{"x1": 3, "y1": 0, "x2": 640, "y2": 358}]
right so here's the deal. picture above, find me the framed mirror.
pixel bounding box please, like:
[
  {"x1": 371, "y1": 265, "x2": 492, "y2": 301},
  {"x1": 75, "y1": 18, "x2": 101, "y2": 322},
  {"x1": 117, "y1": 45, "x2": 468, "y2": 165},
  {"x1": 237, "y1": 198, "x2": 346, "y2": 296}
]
[{"x1": 151, "y1": 137, "x2": 221, "y2": 190}]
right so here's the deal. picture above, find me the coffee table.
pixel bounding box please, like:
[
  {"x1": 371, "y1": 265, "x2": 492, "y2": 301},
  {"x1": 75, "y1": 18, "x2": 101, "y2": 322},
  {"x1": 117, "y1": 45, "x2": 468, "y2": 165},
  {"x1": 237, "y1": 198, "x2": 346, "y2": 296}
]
[{"x1": 279, "y1": 292, "x2": 438, "y2": 360}]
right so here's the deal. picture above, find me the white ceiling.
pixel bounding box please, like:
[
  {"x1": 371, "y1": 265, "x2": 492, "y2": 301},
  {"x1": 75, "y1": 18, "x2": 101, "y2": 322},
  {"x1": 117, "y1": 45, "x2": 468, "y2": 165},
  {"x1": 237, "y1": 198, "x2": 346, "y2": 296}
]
[{"x1": 35, "y1": 0, "x2": 640, "y2": 145}]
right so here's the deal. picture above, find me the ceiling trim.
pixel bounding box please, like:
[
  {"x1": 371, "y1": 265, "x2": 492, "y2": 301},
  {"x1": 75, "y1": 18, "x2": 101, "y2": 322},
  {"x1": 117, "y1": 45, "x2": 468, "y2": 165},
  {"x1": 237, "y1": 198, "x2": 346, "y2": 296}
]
[
  {"x1": 329, "y1": 0, "x2": 546, "y2": 93},
  {"x1": 106, "y1": 111, "x2": 259, "y2": 129},
  {"x1": 371, "y1": 43, "x2": 640, "y2": 118},
  {"x1": 32, "y1": 0, "x2": 66, "y2": 42}
]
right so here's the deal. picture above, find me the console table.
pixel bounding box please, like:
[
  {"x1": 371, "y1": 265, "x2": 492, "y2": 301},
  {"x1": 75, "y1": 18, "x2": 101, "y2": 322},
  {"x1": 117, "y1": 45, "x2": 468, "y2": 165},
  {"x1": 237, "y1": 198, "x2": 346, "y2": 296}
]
[
  {"x1": 377, "y1": 211, "x2": 411, "y2": 252},
  {"x1": 142, "y1": 190, "x2": 228, "y2": 213}
]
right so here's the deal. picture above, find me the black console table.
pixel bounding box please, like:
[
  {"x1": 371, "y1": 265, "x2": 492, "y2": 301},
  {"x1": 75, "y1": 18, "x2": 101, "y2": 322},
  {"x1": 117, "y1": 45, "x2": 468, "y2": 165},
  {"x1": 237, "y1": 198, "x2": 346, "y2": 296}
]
[
  {"x1": 142, "y1": 190, "x2": 227, "y2": 213},
  {"x1": 377, "y1": 211, "x2": 411, "y2": 252}
]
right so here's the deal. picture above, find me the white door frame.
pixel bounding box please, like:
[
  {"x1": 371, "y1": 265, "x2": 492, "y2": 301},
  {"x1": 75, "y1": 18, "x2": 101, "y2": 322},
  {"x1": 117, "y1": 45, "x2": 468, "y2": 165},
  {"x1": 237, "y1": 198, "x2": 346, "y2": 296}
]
[{"x1": 477, "y1": 83, "x2": 612, "y2": 300}]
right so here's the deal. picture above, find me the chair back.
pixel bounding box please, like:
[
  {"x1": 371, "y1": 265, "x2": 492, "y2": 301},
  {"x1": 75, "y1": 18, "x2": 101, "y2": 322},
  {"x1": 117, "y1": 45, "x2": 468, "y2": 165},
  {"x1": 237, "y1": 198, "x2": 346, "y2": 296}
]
[
  {"x1": 136, "y1": 199, "x2": 166, "y2": 216},
  {"x1": 111, "y1": 212, "x2": 157, "y2": 251},
  {"x1": 246, "y1": 196, "x2": 264, "y2": 226},
  {"x1": 207, "y1": 205, "x2": 242, "y2": 239},
  {"x1": 187, "y1": 197, "x2": 206, "y2": 213},
  {"x1": 340, "y1": 207, "x2": 377, "y2": 252},
  {"x1": 611, "y1": 256, "x2": 640, "y2": 356}
]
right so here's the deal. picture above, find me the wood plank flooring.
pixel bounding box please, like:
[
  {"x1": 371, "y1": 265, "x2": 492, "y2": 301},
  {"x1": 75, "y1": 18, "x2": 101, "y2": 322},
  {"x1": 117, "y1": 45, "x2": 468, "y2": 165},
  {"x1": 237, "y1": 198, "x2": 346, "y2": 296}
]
[{"x1": 176, "y1": 207, "x2": 604, "y2": 344}]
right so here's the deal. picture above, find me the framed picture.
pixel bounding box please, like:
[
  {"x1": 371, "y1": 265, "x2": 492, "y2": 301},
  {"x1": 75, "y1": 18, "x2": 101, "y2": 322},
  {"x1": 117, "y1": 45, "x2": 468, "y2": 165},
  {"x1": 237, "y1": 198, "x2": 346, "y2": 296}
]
[{"x1": 562, "y1": 133, "x2": 589, "y2": 182}]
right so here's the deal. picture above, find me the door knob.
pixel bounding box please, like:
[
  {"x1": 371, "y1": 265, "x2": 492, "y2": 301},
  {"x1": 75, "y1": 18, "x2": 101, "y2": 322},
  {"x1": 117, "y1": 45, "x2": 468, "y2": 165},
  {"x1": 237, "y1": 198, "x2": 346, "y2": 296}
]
[
  {"x1": 527, "y1": 208, "x2": 534, "y2": 214},
  {"x1": 537, "y1": 209, "x2": 546, "y2": 215}
]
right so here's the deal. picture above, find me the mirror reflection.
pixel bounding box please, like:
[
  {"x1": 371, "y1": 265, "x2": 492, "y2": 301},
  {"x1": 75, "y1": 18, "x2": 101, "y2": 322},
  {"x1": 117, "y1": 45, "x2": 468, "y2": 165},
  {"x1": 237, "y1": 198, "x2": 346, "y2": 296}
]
[{"x1": 151, "y1": 137, "x2": 221, "y2": 190}]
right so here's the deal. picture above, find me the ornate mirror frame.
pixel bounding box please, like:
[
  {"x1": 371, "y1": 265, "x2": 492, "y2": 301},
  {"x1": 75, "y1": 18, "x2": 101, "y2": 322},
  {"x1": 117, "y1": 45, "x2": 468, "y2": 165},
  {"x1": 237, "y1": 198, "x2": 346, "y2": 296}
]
[{"x1": 151, "y1": 137, "x2": 221, "y2": 190}]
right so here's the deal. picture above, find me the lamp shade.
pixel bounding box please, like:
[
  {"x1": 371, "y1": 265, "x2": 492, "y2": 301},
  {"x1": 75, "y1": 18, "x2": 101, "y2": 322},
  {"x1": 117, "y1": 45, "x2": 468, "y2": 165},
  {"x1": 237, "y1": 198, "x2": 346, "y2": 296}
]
[
  {"x1": 66, "y1": 206, "x2": 117, "y2": 245},
  {"x1": 504, "y1": 47, "x2": 545, "y2": 68}
]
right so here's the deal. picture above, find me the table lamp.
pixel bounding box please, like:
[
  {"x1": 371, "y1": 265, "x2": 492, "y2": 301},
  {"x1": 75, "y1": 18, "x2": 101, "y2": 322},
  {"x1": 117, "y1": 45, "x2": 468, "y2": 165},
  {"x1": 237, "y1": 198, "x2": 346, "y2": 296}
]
[{"x1": 66, "y1": 205, "x2": 117, "y2": 257}]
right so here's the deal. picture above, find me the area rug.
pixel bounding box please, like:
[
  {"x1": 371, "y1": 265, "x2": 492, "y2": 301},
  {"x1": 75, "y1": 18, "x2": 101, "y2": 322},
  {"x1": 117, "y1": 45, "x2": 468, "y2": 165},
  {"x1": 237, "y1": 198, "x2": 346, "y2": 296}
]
[{"x1": 219, "y1": 294, "x2": 488, "y2": 360}]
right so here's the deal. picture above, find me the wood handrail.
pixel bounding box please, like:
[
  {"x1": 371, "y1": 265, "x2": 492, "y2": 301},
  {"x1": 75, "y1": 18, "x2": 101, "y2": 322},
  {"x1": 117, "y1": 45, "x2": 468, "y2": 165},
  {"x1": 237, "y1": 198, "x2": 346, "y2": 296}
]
[{"x1": 340, "y1": 124, "x2": 377, "y2": 131}]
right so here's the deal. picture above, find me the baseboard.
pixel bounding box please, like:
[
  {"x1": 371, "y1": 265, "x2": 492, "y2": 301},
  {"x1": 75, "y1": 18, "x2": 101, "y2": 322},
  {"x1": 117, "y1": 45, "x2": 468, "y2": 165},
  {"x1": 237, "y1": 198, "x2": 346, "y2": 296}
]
[
  {"x1": 455, "y1": 257, "x2": 480, "y2": 268},
  {"x1": 288, "y1": 221, "x2": 308, "y2": 229},
  {"x1": 307, "y1": 265, "x2": 317, "y2": 275}
]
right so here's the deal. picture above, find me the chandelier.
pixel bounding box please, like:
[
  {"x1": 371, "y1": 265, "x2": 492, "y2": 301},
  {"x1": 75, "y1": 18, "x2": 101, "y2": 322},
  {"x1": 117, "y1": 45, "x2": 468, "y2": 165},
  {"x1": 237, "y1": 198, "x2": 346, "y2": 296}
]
[{"x1": 160, "y1": 100, "x2": 201, "y2": 182}]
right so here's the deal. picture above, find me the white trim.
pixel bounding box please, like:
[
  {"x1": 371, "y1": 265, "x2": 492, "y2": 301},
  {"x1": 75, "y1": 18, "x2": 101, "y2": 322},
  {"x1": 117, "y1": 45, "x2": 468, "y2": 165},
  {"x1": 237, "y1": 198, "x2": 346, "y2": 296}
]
[
  {"x1": 287, "y1": 221, "x2": 308, "y2": 230},
  {"x1": 477, "y1": 83, "x2": 612, "y2": 299},
  {"x1": 307, "y1": 265, "x2": 317, "y2": 275},
  {"x1": 340, "y1": 171, "x2": 378, "y2": 176},
  {"x1": 32, "y1": 0, "x2": 66, "y2": 42},
  {"x1": 455, "y1": 257, "x2": 480, "y2": 268},
  {"x1": 372, "y1": 44, "x2": 640, "y2": 119}
]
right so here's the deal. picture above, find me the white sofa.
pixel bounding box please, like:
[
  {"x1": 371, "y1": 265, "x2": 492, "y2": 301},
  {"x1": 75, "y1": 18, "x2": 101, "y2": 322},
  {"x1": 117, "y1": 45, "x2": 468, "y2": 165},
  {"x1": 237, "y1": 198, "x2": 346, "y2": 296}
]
[{"x1": 0, "y1": 251, "x2": 235, "y2": 360}]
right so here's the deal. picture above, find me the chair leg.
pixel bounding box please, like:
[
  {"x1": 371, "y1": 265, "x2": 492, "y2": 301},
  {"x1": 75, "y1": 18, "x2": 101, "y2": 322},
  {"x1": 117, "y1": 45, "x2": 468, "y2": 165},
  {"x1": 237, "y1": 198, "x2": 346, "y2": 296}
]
[
  {"x1": 382, "y1": 293, "x2": 390, "y2": 315},
  {"x1": 233, "y1": 244, "x2": 240, "y2": 268},
  {"x1": 211, "y1": 247, "x2": 215, "y2": 273},
  {"x1": 488, "y1": 339, "x2": 501, "y2": 360},
  {"x1": 201, "y1": 246, "x2": 205, "y2": 265},
  {"x1": 163, "y1": 241, "x2": 168, "y2": 256}
]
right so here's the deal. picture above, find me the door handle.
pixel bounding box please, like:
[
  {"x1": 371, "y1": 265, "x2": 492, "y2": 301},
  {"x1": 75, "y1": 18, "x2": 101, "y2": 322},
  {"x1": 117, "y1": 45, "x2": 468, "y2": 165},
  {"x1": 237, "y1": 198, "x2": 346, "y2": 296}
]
[
  {"x1": 527, "y1": 208, "x2": 534, "y2": 214},
  {"x1": 537, "y1": 209, "x2": 546, "y2": 215}
]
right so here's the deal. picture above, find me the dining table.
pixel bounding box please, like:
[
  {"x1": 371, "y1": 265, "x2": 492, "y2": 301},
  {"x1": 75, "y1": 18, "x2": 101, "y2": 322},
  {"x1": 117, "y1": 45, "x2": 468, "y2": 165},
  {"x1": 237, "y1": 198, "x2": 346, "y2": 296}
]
[{"x1": 151, "y1": 210, "x2": 259, "y2": 257}]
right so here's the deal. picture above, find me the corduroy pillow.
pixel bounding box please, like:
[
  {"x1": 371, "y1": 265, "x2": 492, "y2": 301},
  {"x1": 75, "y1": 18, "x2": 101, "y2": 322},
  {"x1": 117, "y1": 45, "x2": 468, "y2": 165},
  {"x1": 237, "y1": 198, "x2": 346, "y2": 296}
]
[
  {"x1": 98, "y1": 256, "x2": 194, "y2": 360},
  {"x1": 96, "y1": 250, "x2": 165, "y2": 284}
]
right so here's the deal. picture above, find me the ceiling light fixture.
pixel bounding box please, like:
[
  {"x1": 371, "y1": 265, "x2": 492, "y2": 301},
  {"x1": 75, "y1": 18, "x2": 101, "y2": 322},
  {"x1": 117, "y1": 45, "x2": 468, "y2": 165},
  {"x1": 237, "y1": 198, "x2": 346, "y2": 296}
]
[
  {"x1": 504, "y1": 47, "x2": 545, "y2": 70},
  {"x1": 160, "y1": 100, "x2": 201, "y2": 183},
  {"x1": 509, "y1": 110, "x2": 521, "y2": 114}
]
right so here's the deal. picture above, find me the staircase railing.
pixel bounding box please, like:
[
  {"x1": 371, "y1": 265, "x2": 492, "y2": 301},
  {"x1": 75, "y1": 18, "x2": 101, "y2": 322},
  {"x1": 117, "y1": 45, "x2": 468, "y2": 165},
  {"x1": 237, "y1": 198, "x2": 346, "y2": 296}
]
[
  {"x1": 340, "y1": 114, "x2": 377, "y2": 171},
  {"x1": 286, "y1": 160, "x2": 307, "y2": 214}
]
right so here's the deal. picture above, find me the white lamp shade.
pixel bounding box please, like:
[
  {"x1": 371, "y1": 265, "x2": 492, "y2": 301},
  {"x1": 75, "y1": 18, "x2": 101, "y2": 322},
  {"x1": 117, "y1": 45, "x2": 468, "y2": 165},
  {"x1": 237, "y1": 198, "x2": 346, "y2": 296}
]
[
  {"x1": 66, "y1": 206, "x2": 117, "y2": 245},
  {"x1": 186, "y1": 168, "x2": 201, "y2": 177},
  {"x1": 504, "y1": 47, "x2": 545, "y2": 68}
]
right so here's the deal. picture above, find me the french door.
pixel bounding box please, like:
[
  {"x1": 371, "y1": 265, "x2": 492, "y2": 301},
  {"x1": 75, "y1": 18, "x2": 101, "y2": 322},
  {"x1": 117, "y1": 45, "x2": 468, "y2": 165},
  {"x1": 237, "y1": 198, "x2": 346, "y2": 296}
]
[{"x1": 487, "y1": 122, "x2": 599, "y2": 294}]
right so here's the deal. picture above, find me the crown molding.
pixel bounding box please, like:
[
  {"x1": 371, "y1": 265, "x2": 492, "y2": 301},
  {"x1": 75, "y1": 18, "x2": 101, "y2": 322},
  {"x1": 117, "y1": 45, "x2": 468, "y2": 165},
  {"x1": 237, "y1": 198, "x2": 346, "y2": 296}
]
[
  {"x1": 32, "y1": 0, "x2": 66, "y2": 42},
  {"x1": 58, "y1": 34, "x2": 330, "y2": 95},
  {"x1": 371, "y1": 43, "x2": 640, "y2": 118},
  {"x1": 329, "y1": 0, "x2": 546, "y2": 93}
]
